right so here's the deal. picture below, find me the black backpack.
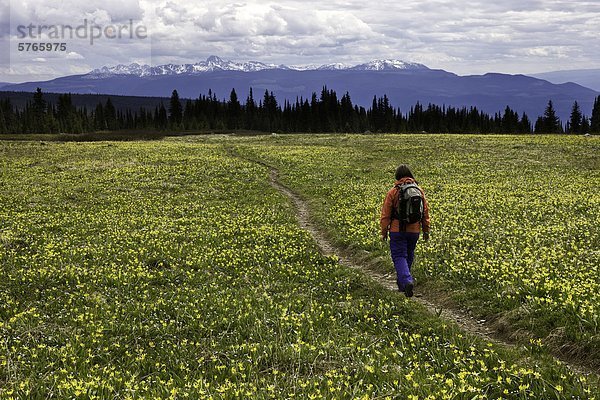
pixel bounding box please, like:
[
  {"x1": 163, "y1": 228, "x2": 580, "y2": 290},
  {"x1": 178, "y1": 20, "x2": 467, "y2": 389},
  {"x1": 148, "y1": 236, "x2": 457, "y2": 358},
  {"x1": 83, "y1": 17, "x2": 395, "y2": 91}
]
[{"x1": 394, "y1": 183, "x2": 424, "y2": 225}]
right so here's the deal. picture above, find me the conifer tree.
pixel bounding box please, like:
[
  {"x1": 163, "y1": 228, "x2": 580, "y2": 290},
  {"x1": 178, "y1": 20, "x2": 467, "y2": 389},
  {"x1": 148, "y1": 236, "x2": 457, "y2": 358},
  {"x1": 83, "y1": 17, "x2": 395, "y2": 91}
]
[
  {"x1": 30, "y1": 87, "x2": 48, "y2": 133},
  {"x1": 169, "y1": 90, "x2": 183, "y2": 127},
  {"x1": 0, "y1": 104, "x2": 6, "y2": 134},
  {"x1": 227, "y1": 88, "x2": 241, "y2": 129},
  {"x1": 157, "y1": 103, "x2": 168, "y2": 129},
  {"x1": 519, "y1": 112, "x2": 532, "y2": 133},
  {"x1": 581, "y1": 116, "x2": 590, "y2": 134},
  {"x1": 590, "y1": 95, "x2": 600, "y2": 134},
  {"x1": 104, "y1": 98, "x2": 117, "y2": 130},
  {"x1": 93, "y1": 102, "x2": 105, "y2": 130},
  {"x1": 542, "y1": 100, "x2": 561, "y2": 133},
  {"x1": 501, "y1": 106, "x2": 519, "y2": 133},
  {"x1": 534, "y1": 116, "x2": 544, "y2": 134},
  {"x1": 32, "y1": 88, "x2": 46, "y2": 115},
  {"x1": 568, "y1": 101, "x2": 582, "y2": 134},
  {"x1": 245, "y1": 88, "x2": 257, "y2": 130}
]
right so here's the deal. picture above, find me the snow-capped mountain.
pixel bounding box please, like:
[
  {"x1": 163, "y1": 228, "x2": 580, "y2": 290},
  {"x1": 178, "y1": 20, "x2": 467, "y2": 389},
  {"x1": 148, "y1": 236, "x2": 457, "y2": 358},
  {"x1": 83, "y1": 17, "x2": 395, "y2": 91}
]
[
  {"x1": 89, "y1": 56, "x2": 427, "y2": 77},
  {"x1": 90, "y1": 56, "x2": 288, "y2": 77},
  {"x1": 92, "y1": 63, "x2": 153, "y2": 77},
  {"x1": 317, "y1": 63, "x2": 351, "y2": 70},
  {"x1": 349, "y1": 59, "x2": 428, "y2": 71}
]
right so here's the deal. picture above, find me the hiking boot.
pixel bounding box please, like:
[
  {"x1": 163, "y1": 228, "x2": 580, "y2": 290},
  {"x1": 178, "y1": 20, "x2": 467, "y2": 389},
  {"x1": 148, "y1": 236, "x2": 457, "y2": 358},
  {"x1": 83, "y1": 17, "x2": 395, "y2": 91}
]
[{"x1": 404, "y1": 282, "x2": 414, "y2": 298}]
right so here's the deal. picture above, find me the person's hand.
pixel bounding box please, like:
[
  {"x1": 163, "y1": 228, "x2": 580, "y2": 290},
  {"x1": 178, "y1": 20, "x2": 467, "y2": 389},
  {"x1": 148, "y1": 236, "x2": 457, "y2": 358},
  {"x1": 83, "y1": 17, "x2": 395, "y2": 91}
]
[
  {"x1": 381, "y1": 232, "x2": 388, "y2": 241},
  {"x1": 423, "y1": 232, "x2": 430, "y2": 241}
]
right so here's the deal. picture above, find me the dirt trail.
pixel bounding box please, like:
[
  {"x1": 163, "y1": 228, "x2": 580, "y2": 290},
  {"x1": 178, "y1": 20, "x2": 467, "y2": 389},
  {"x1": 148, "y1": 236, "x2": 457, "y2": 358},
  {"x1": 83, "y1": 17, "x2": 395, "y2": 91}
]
[{"x1": 266, "y1": 168, "x2": 503, "y2": 343}]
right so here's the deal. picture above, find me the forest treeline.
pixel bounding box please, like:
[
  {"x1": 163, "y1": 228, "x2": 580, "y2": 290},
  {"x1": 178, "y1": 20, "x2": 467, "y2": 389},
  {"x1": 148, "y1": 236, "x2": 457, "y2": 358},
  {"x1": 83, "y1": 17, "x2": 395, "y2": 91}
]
[{"x1": 1, "y1": 87, "x2": 599, "y2": 134}]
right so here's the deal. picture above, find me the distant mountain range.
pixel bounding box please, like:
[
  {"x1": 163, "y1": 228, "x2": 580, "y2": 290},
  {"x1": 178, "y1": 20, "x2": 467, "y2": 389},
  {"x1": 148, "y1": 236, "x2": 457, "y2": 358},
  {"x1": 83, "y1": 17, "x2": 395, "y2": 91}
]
[
  {"x1": 531, "y1": 69, "x2": 600, "y2": 92},
  {"x1": 87, "y1": 56, "x2": 427, "y2": 76},
  {"x1": 2, "y1": 56, "x2": 598, "y2": 120}
]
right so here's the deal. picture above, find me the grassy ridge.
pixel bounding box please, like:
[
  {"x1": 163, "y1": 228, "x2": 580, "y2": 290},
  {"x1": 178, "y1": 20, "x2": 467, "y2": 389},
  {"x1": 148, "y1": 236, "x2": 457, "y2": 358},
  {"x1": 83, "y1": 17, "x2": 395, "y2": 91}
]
[{"x1": 0, "y1": 138, "x2": 597, "y2": 398}]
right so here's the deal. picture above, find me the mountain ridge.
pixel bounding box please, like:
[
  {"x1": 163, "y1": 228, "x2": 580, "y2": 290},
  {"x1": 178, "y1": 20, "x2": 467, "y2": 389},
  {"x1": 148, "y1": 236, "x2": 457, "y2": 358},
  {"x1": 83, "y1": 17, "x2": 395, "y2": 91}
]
[
  {"x1": 90, "y1": 56, "x2": 429, "y2": 76},
  {"x1": 530, "y1": 68, "x2": 600, "y2": 92}
]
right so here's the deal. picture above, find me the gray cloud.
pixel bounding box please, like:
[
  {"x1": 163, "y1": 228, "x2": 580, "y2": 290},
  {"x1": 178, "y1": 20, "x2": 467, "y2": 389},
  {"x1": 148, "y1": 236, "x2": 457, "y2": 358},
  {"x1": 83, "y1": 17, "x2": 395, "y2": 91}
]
[{"x1": 1, "y1": 0, "x2": 599, "y2": 82}]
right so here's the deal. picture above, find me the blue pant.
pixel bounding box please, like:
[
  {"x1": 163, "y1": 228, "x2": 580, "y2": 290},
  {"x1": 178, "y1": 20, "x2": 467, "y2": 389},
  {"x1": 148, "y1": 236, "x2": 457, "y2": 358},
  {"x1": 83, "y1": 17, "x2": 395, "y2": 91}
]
[{"x1": 389, "y1": 232, "x2": 420, "y2": 289}]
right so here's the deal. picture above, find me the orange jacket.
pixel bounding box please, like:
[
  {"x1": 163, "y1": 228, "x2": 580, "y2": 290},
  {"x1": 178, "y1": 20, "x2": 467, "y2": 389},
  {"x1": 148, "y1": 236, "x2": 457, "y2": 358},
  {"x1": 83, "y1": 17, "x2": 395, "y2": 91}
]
[{"x1": 380, "y1": 177, "x2": 430, "y2": 236}]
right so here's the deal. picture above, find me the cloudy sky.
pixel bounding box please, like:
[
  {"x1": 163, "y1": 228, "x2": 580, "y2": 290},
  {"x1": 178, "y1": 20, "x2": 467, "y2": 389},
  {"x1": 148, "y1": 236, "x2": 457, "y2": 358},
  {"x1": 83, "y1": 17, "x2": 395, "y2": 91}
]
[{"x1": 1, "y1": 0, "x2": 599, "y2": 82}]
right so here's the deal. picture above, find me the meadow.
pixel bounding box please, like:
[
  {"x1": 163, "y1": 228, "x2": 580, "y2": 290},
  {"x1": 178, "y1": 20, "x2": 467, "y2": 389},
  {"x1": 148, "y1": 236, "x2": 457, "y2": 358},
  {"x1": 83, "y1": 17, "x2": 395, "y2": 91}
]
[
  {"x1": 0, "y1": 135, "x2": 598, "y2": 398},
  {"x1": 230, "y1": 134, "x2": 599, "y2": 366}
]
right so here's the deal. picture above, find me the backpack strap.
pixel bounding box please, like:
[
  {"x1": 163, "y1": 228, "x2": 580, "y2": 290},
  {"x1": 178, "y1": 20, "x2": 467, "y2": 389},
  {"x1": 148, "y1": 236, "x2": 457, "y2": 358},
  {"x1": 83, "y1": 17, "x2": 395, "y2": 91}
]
[{"x1": 390, "y1": 184, "x2": 401, "y2": 221}]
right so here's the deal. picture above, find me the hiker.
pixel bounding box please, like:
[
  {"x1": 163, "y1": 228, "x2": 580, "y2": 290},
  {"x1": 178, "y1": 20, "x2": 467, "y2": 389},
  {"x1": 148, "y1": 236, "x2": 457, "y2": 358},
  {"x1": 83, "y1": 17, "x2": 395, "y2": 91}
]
[{"x1": 380, "y1": 164, "x2": 430, "y2": 297}]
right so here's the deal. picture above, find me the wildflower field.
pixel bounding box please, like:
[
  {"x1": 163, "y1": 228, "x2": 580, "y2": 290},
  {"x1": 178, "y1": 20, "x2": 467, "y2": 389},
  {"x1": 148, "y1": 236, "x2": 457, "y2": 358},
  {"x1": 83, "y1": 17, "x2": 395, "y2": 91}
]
[
  {"x1": 0, "y1": 135, "x2": 598, "y2": 399},
  {"x1": 231, "y1": 134, "x2": 600, "y2": 367}
]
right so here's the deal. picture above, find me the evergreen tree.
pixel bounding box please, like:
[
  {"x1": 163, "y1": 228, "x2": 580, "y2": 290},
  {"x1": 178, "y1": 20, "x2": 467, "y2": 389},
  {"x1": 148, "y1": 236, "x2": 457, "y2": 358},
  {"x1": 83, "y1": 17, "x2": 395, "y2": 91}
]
[
  {"x1": 261, "y1": 90, "x2": 278, "y2": 131},
  {"x1": 183, "y1": 100, "x2": 194, "y2": 129},
  {"x1": 581, "y1": 116, "x2": 590, "y2": 134},
  {"x1": 519, "y1": 112, "x2": 532, "y2": 133},
  {"x1": 93, "y1": 102, "x2": 106, "y2": 130},
  {"x1": 245, "y1": 88, "x2": 256, "y2": 129},
  {"x1": 157, "y1": 103, "x2": 168, "y2": 129},
  {"x1": 30, "y1": 88, "x2": 48, "y2": 133},
  {"x1": 590, "y1": 95, "x2": 600, "y2": 134},
  {"x1": 534, "y1": 116, "x2": 544, "y2": 134},
  {"x1": 104, "y1": 98, "x2": 117, "y2": 130},
  {"x1": 227, "y1": 88, "x2": 241, "y2": 129},
  {"x1": 56, "y1": 93, "x2": 81, "y2": 133},
  {"x1": 0, "y1": 104, "x2": 6, "y2": 134},
  {"x1": 541, "y1": 100, "x2": 561, "y2": 133},
  {"x1": 568, "y1": 101, "x2": 582, "y2": 134},
  {"x1": 501, "y1": 106, "x2": 519, "y2": 133},
  {"x1": 169, "y1": 90, "x2": 183, "y2": 127},
  {"x1": 28, "y1": 88, "x2": 61, "y2": 133},
  {"x1": 340, "y1": 92, "x2": 355, "y2": 132},
  {"x1": 32, "y1": 88, "x2": 46, "y2": 116},
  {"x1": 0, "y1": 99, "x2": 15, "y2": 134}
]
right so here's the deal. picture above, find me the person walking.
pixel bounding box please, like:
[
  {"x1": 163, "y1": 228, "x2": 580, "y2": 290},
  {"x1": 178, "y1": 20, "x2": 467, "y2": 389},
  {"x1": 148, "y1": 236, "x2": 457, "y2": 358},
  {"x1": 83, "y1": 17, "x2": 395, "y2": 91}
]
[{"x1": 380, "y1": 164, "x2": 430, "y2": 297}]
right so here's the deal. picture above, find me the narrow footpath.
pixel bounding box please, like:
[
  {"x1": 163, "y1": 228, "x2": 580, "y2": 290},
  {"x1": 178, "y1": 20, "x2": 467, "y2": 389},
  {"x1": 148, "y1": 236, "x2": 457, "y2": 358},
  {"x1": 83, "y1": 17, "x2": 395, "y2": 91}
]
[{"x1": 267, "y1": 168, "x2": 500, "y2": 342}]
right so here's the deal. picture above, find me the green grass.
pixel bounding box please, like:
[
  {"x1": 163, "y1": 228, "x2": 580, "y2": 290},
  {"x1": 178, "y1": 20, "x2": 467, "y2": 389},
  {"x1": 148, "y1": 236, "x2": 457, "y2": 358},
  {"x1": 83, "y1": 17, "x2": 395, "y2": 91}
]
[{"x1": 0, "y1": 137, "x2": 598, "y2": 398}]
